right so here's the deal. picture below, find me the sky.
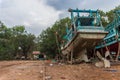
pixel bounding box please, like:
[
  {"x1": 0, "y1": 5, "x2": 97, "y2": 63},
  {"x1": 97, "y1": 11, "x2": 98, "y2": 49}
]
[{"x1": 0, "y1": 0, "x2": 120, "y2": 36}]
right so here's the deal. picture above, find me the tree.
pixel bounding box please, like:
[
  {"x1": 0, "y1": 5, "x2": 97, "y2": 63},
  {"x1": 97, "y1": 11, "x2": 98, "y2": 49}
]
[
  {"x1": 106, "y1": 5, "x2": 120, "y2": 24},
  {"x1": 99, "y1": 10, "x2": 108, "y2": 27},
  {"x1": 0, "y1": 21, "x2": 14, "y2": 60},
  {"x1": 12, "y1": 26, "x2": 35, "y2": 59},
  {"x1": 37, "y1": 17, "x2": 70, "y2": 59},
  {"x1": 0, "y1": 23, "x2": 36, "y2": 60}
]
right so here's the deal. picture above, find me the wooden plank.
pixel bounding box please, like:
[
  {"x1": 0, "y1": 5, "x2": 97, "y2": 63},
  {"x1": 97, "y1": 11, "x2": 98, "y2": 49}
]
[
  {"x1": 116, "y1": 42, "x2": 120, "y2": 61},
  {"x1": 71, "y1": 50, "x2": 73, "y2": 64}
]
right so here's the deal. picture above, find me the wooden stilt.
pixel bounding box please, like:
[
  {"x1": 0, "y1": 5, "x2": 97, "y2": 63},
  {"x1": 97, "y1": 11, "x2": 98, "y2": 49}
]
[
  {"x1": 71, "y1": 42, "x2": 74, "y2": 64},
  {"x1": 62, "y1": 55, "x2": 64, "y2": 63},
  {"x1": 104, "y1": 41, "x2": 113, "y2": 61},
  {"x1": 101, "y1": 48, "x2": 103, "y2": 57},
  {"x1": 105, "y1": 46, "x2": 113, "y2": 61},
  {"x1": 67, "y1": 53, "x2": 69, "y2": 62},
  {"x1": 71, "y1": 50, "x2": 73, "y2": 64},
  {"x1": 93, "y1": 48, "x2": 96, "y2": 58},
  {"x1": 116, "y1": 42, "x2": 120, "y2": 61}
]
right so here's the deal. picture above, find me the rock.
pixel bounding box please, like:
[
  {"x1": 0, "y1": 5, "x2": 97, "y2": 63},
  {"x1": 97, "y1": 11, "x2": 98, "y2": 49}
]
[
  {"x1": 103, "y1": 59, "x2": 110, "y2": 68},
  {"x1": 79, "y1": 50, "x2": 89, "y2": 62},
  {"x1": 40, "y1": 70, "x2": 43, "y2": 73},
  {"x1": 45, "y1": 76, "x2": 52, "y2": 80},
  {"x1": 95, "y1": 61, "x2": 104, "y2": 68},
  {"x1": 95, "y1": 59, "x2": 110, "y2": 68},
  {"x1": 105, "y1": 51, "x2": 110, "y2": 58},
  {"x1": 49, "y1": 63, "x2": 53, "y2": 66},
  {"x1": 96, "y1": 51, "x2": 103, "y2": 60}
]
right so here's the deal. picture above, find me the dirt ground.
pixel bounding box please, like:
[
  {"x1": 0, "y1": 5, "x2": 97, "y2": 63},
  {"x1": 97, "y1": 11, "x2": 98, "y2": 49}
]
[{"x1": 0, "y1": 61, "x2": 120, "y2": 80}]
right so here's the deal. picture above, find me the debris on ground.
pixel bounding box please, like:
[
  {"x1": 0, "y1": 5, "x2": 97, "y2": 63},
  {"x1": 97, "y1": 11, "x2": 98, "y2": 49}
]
[
  {"x1": 96, "y1": 51, "x2": 111, "y2": 68},
  {"x1": 0, "y1": 61, "x2": 120, "y2": 80},
  {"x1": 104, "y1": 69, "x2": 118, "y2": 72}
]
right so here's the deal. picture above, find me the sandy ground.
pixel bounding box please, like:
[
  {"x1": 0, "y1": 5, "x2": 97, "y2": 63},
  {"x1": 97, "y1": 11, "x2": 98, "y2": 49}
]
[
  {"x1": 0, "y1": 61, "x2": 120, "y2": 80},
  {"x1": 0, "y1": 61, "x2": 43, "y2": 80}
]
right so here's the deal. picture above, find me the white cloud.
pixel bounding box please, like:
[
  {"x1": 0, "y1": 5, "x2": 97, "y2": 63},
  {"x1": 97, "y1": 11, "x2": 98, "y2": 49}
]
[
  {"x1": 0, "y1": 0, "x2": 120, "y2": 36},
  {"x1": 0, "y1": 0, "x2": 2, "y2": 4},
  {"x1": 0, "y1": 0, "x2": 61, "y2": 36},
  {"x1": 78, "y1": 0, "x2": 120, "y2": 12}
]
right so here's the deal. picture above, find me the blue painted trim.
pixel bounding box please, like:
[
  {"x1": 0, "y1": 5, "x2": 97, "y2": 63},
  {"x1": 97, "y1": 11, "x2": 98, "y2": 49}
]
[
  {"x1": 96, "y1": 10, "x2": 120, "y2": 49},
  {"x1": 64, "y1": 9, "x2": 107, "y2": 45}
]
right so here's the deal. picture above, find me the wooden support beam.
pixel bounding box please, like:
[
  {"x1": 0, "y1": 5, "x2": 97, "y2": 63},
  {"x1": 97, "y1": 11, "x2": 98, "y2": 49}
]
[
  {"x1": 67, "y1": 54, "x2": 69, "y2": 62},
  {"x1": 71, "y1": 50, "x2": 73, "y2": 64},
  {"x1": 104, "y1": 41, "x2": 113, "y2": 61},
  {"x1": 116, "y1": 42, "x2": 120, "y2": 61},
  {"x1": 70, "y1": 42, "x2": 74, "y2": 64}
]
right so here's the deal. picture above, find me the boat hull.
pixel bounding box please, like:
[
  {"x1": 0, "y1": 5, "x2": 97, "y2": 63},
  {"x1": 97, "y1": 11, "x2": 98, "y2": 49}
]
[{"x1": 62, "y1": 31, "x2": 107, "y2": 56}]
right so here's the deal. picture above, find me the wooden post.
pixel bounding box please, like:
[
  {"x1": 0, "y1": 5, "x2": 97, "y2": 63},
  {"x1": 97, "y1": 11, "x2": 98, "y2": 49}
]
[
  {"x1": 71, "y1": 42, "x2": 74, "y2": 64},
  {"x1": 101, "y1": 48, "x2": 103, "y2": 57},
  {"x1": 67, "y1": 53, "x2": 69, "y2": 63},
  {"x1": 116, "y1": 42, "x2": 120, "y2": 61},
  {"x1": 105, "y1": 46, "x2": 114, "y2": 61},
  {"x1": 104, "y1": 41, "x2": 113, "y2": 61},
  {"x1": 71, "y1": 50, "x2": 73, "y2": 64},
  {"x1": 93, "y1": 48, "x2": 96, "y2": 58}
]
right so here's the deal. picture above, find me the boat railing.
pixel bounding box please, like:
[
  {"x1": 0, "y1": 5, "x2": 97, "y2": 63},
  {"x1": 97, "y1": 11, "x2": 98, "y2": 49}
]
[
  {"x1": 96, "y1": 10, "x2": 120, "y2": 49},
  {"x1": 105, "y1": 10, "x2": 120, "y2": 31},
  {"x1": 64, "y1": 28, "x2": 74, "y2": 41},
  {"x1": 64, "y1": 25, "x2": 105, "y2": 43},
  {"x1": 105, "y1": 18, "x2": 120, "y2": 31},
  {"x1": 63, "y1": 9, "x2": 107, "y2": 47},
  {"x1": 77, "y1": 26, "x2": 104, "y2": 31}
]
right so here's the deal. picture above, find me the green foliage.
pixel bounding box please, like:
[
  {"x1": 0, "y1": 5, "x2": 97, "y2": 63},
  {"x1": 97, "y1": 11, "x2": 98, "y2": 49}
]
[
  {"x1": 98, "y1": 5, "x2": 120, "y2": 27},
  {"x1": 38, "y1": 17, "x2": 70, "y2": 59},
  {"x1": 106, "y1": 5, "x2": 120, "y2": 24},
  {"x1": 0, "y1": 22, "x2": 36, "y2": 60},
  {"x1": 0, "y1": 21, "x2": 14, "y2": 60},
  {"x1": 99, "y1": 10, "x2": 108, "y2": 27},
  {"x1": 12, "y1": 25, "x2": 26, "y2": 35},
  {"x1": 38, "y1": 28, "x2": 57, "y2": 59},
  {"x1": 11, "y1": 26, "x2": 35, "y2": 59},
  {"x1": 16, "y1": 33, "x2": 35, "y2": 59}
]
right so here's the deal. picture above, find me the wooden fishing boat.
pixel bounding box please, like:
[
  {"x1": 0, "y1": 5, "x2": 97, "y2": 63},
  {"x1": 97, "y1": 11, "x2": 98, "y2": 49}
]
[
  {"x1": 61, "y1": 9, "x2": 108, "y2": 63},
  {"x1": 96, "y1": 10, "x2": 120, "y2": 60}
]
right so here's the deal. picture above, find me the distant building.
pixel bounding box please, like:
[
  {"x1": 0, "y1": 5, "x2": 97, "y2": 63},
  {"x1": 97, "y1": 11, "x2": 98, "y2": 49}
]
[
  {"x1": 32, "y1": 51, "x2": 45, "y2": 60},
  {"x1": 32, "y1": 51, "x2": 40, "y2": 60}
]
